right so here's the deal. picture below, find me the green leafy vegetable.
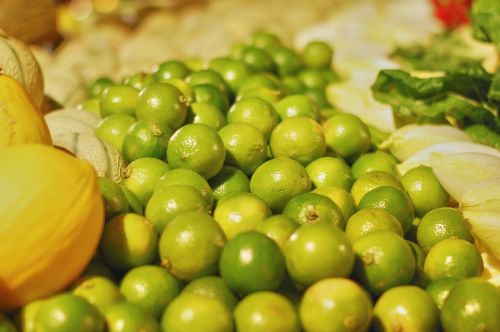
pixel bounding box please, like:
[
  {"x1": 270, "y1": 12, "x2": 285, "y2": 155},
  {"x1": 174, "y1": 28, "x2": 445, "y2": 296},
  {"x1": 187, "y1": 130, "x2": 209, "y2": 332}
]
[
  {"x1": 371, "y1": 69, "x2": 500, "y2": 135},
  {"x1": 466, "y1": 125, "x2": 500, "y2": 150},
  {"x1": 471, "y1": 0, "x2": 500, "y2": 50}
]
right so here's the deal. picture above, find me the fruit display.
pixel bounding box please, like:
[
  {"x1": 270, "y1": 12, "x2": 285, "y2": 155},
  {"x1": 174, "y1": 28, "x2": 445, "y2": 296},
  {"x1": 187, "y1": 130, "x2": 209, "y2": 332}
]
[{"x1": 0, "y1": 0, "x2": 500, "y2": 331}]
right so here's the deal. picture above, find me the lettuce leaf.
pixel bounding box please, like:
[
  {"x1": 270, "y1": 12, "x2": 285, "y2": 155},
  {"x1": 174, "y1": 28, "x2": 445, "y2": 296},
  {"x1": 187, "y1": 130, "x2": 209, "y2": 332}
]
[
  {"x1": 471, "y1": 0, "x2": 500, "y2": 50},
  {"x1": 371, "y1": 69, "x2": 500, "y2": 133}
]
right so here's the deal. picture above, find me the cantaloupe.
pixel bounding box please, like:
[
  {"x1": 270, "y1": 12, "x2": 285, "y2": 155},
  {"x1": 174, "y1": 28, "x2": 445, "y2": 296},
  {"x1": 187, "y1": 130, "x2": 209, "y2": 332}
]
[
  {"x1": 44, "y1": 108, "x2": 101, "y2": 137},
  {"x1": 0, "y1": 30, "x2": 44, "y2": 108},
  {"x1": 51, "y1": 132, "x2": 126, "y2": 183}
]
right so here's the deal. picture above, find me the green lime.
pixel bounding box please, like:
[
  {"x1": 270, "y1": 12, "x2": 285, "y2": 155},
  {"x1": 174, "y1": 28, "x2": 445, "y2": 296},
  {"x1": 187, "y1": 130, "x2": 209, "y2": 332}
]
[
  {"x1": 440, "y1": 278, "x2": 500, "y2": 332},
  {"x1": 34, "y1": 293, "x2": 104, "y2": 332},
  {"x1": 72, "y1": 276, "x2": 123, "y2": 315},
  {"x1": 218, "y1": 123, "x2": 267, "y2": 175},
  {"x1": 409, "y1": 242, "x2": 431, "y2": 288},
  {"x1": 161, "y1": 293, "x2": 233, "y2": 332},
  {"x1": 182, "y1": 276, "x2": 238, "y2": 310},
  {"x1": 305, "y1": 156, "x2": 353, "y2": 190},
  {"x1": 88, "y1": 77, "x2": 113, "y2": 98},
  {"x1": 372, "y1": 285, "x2": 439, "y2": 332},
  {"x1": 250, "y1": 157, "x2": 311, "y2": 213},
  {"x1": 159, "y1": 211, "x2": 225, "y2": 281},
  {"x1": 281, "y1": 75, "x2": 306, "y2": 94},
  {"x1": 283, "y1": 192, "x2": 344, "y2": 228},
  {"x1": 95, "y1": 114, "x2": 136, "y2": 154},
  {"x1": 301, "y1": 41, "x2": 333, "y2": 70},
  {"x1": 186, "y1": 102, "x2": 226, "y2": 130},
  {"x1": 323, "y1": 113, "x2": 372, "y2": 161},
  {"x1": 154, "y1": 60, "x2": 191, "y2": 81},
  {"x1": 351, "y1": 151, "x2": 398, "y2": 179},
  {"x1": 122, "y1": 120, "x2": 173, "y2": 163},
  {"x1": 285, "y1": 223, "x2": 354, "y2": 287},
  {"x1": 425, "y1": 277, "x2": 461, "y2": 309},
  {"x1": 100, "y1": 213, "x2": 158, "y2": 271},
  {"x1": 218, "y1": 59, "x2": 254, "y2": 93},
  {"x1": 78, "y1": 98, "x2": 101, "y2": 116},
  {"x1": 119, "y1": 265, "x2": 181, "y2": 318},
  {"x1": 161, "y1": 78, "x2": 195, "y2": 105},
  {"x1": 298, "y1": 69, "x2": 328, "y2": 90},
  {"x1": 167, "y1": 123, "x2": 226, "y2": 179},
  {"x1": 145, "y1": 184, "x2": 209, "y2": 233},
  {"x1": 123, "y1": 72, "x2": 156, "y2": 91},
  {"x1": 274, "y1": 94, "x2": 319, "y2": 121},
  {"x1": 270, "y1": 117, "x2": 326, "y2": 165},
  {"x1": 155, "y1": 168, "x2": 214, "y2": 209},
  {"x1": 417, "y1": 207, "x2": 473, "y2": 253},
  {"x1": 299, "y1": 278, "x2": 373, "y2": 332},
  {"x1": 136, "y1": 82, "x2": 187, "y2": 131},
  {"x1": 82, "y1": 259, "x2": 115, "y2": 281},
  {"x1": 105, "y1": 302, "x2": 160, "y2": 332},
  {"x1": 350, "y1": 171, "x2": 403, "y2": 205},
  {"x1": 237, "y1": 85, "x2": 284, "y2": 104},
  {"x1": 192, "y1": 84, "x2": 229, "y2": 113},
  {"x1": 345, "y1": 208, "x2": 404, "y2": 243},
  {"x1": 358, "y1": 186, "x2": 415, "y2": 233},
  {"x1": 269, "y1": 46, "x2": 302, "y2": 77},
  {"x1": 312, "y1": 186, "x2": 357, "y2": 222},
  {"x1": 254, "y1": 214, "x2": 299, "y2": 253},
  {"x1": 208, "y1": 56, "x2": 232, "y2": 74},
  {"x1": 237, "y1": 73, "x2": 282, "y2": 94},
  {"x1": 98, "y1": 177, "x2": 129, "y2": 220},
  {"x1": 235, "y1": 291, "x2": 300, "y2": 332},
  {"x1": 100, "y1": 84, "x2": 138, "y2": 118},
  {"x1": 352, "y1": 231, "x2": 416, "y2": 296},
  {"x1": 209, "y1": 166, "x2": 250, "y2": 202},
  {"x1": 304, "y1": 88, "x2": 329, "y2": 109},
  {"x1": 213, "y1": 192, "x2": 271, "y2": 239},
  {"x1": 119, "y1": 185, "x2": 144, "y2": 215},
  {"x1": 250, "y1": 31, "x2": 282, "y2": 50},
  {"x1": 122, "y1": 157, "x2": 170, "y2": 206},
  {"x1": 424, "y1": 238, "x2": 483, "y2": 281},
  {"x1": 322, "y1": 68, "x2": 340, "y2": 83},
  {"x1": 401, "y1": 166, "x2": 450, "y2": 217},
  {"x1": 0, "y1": 314, "x2": 16, "y2": 332},
  {"x1": 15, "y1": 299, "x2": 46, "y2": 332},
  {"x1": 186, "y1": 69, "x2": 229, "y2": 96},
  {"x1": 226, "y1": 97, "x2": 279, "y2": 141},
  {"x1": 240, "y1": 46, "x2": 274, "y2": 72},
  {"x1": 219, "y1": 231, "x2": 285, "y2": 295}
]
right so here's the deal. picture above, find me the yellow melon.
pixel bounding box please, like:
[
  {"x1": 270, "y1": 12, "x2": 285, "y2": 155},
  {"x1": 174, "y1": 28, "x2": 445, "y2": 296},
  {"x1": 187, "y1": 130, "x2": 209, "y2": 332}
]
[
  {"x1": 0, "y1": 74, "x2": 52, "y2": 148},
  {"x1": 0, "y1": 144, "x2": 104, "y2": 310}
]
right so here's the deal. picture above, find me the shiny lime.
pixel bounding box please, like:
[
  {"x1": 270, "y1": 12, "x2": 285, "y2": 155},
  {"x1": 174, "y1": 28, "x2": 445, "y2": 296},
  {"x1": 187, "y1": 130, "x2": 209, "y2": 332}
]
[
  {"x1": 254, "y1": 214, "x2": 299, "y2": 253},
  {"x1": 250, "y1": 157, "x2": 311, "y2": 212},
  {"x1": 305, "y1": 156, "x2": 353, "y2": 190},
  {"x1": 192, "y1": 84, "x2": 229, "y2": 113},
  {"x1": 72, "y1": 276, "x2": 123, "y2": 315},
  {"x1": 161, "y1": 293, "x2": 233, "y2": 332},
  {"x1": 119, "y1": 265, "x2": 181, "y2": 318},
  {"x1": 285, "y1": 223, "x2": 354, "y2": 287},
  {"x1": 235, "y1": 291, "x2": 300, "y2": 332},
  {"x1": 186, "y1": 102, "x2": 226, "y2": 130},
  {"x1": 95, "y1": 114, "x2": 136, "y2": 154},
  {"x1": 350, "y1": 171, "x2": 403, "y2": 205},
  {"x1": 159, "y1": 211, "x2": 225, "y2": 281},
  {"x1": 100, "y1": 84, "x2": 138, "y2": 118},
  {"x1": 209, "y1": 166, "x2": 250, "y2": 202},
  {"x1": 312, "y1": 186, "x2": 357, "y2": 222},
  {"x1": 154, "y1": 60, "x2": 191, "y2": 81},
  {"x1": 182, "y1": 276, "x2": 238, "y2": 310},
  {"x1": 122, "y1": 120, "x2": 173, "y2": 163},
  {"x1": 219, "y1": 231, "x2": 285, "y2": 295},
  {"x1": 301, "y1": 41, "x2": 333, "y2": 70},
  {"x1": 345, "y1": 208, "x2": 404, "y2": 243},
  {"x1": 213, "y1": 192, "x2": 271, "y2": 239},
  {"x1": 352, "y1": 231, "x2": 416, "y2": 296},
  {"x1": 98, "y1": 177, "x2": 129, "y2": 220},
  {"x1": 145, "y1": 184, "x2": 209, "y2": 233},
  {"x1": 351, "y1": 151, "x2": 398, "y2": 179},
  {"x1": 300, "y1": 278, "x2": 373, "y2": 332},
  {"x1": 425, "y1": 277, "x2": 461, "y2": 309},
  {"x1": 283, "y1": 192, "x2": 344, "y2": 228},
  {"x1": 274, "y1": 94, "x2": 319, "y2": 120},
  {"x1": 105, "y1": 302, "x2": 160, "y2": 332}
]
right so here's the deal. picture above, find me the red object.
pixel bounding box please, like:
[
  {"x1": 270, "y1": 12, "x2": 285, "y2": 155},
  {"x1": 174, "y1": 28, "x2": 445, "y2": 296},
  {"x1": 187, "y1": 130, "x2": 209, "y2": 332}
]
[{"x1": 431, "y1": 0, "x2": 472, "y2": 28}]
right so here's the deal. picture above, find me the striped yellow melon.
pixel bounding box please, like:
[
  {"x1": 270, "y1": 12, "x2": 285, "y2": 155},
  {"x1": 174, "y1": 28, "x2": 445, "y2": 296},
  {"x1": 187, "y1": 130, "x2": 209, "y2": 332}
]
[
  {"x1": 0, "y1": 74, "x2": 51, "y2": 148},
  {"x1": 0, "y1": 144, "x2": 104, "y2": 310},
  {"x1": 0, "y1": 30, "x2": 44, "y2": 108},
  {"x1": 44, "y1": 108, "x2": 101, "y2": 137},
  {"x1": 51, "y1": 132, "x2": 125, "y2": 183}
]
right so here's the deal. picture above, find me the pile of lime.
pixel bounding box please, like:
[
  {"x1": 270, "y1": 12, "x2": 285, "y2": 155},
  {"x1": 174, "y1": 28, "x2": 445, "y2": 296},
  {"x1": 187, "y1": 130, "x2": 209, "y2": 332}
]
[{"x1": 4, "y1": 31, "x2": 499, "y2": 332}]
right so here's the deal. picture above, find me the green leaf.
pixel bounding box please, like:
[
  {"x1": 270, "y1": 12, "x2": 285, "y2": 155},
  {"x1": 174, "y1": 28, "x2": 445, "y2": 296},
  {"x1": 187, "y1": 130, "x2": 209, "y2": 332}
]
[
  {"x1": 471, "y1": 0, "x2": 500, "y2": 50},
  {"x1": 466, "y1": 124, "x2": 500, "y2": 150}
]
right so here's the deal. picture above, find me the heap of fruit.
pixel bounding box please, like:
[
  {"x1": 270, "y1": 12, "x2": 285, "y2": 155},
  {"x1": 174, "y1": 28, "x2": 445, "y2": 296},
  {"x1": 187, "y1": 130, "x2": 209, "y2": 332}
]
[{"x1": 1, "y1": 23, "x2": 500, "y2": 332}]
